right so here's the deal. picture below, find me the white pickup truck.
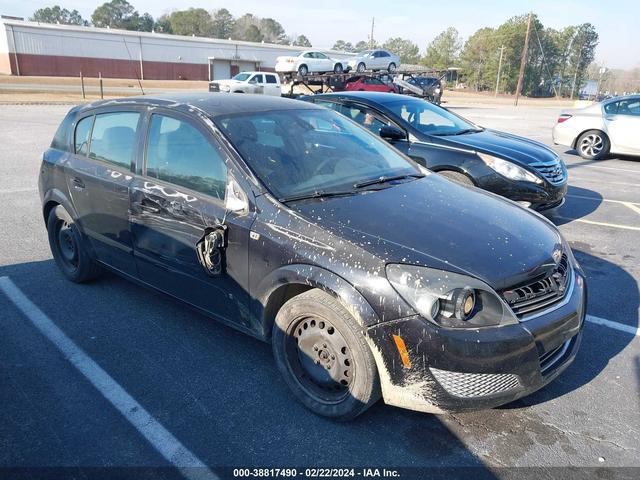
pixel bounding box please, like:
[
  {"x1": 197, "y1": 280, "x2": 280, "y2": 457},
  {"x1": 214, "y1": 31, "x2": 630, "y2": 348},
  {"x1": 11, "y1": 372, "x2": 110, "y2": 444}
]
[{"x1": 209, "y1": 71, "x2": 281, "y2": 96}]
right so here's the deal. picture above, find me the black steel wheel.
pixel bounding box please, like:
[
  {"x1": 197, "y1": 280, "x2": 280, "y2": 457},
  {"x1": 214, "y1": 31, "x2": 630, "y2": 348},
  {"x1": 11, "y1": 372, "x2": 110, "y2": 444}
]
[
  {"x1": 272, "y1": 289, "x2": 380, "y2": 420},
  {"x1": 47, "y1": 205, "x2": 102, "y2": 283}
]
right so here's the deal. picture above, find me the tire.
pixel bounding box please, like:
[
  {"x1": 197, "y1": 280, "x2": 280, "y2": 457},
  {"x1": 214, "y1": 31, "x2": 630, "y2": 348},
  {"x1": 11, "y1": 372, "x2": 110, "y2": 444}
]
[
  {"x1": 576, "y1": 130, "x2": 610, "y2": 160},
  {"x1": 356, "y1": 62, "x2": 366, "y2": 73},
  {"x1": 333, "y1": 63, "x2": 344, "y2": 74},
  {"x1": 438, "y1": 170, "x2": 474, "y2": 186},
  {"x1": 272, "y1": 289, "x2": 381, "y2": 421},
  {"x1": 297, "y1": 64, "x2": 308, "y2": 76},
  {"x1": 47, "y1": 205, "x2": 102, "y2": 283},
  {"x1": 388, "y1": 63, "x2": 397, "y2": 73}
]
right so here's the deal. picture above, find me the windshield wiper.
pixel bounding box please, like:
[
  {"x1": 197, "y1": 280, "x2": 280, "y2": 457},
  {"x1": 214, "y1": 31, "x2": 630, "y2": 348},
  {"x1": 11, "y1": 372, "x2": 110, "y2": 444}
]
[
  {"x1": 354, "y1": 173, "x2": 425, "y2": 189},
  {"x1": 432, "y1": 128, "x2": 483, "y2": 136},
  {"x1": 279, "y1": 190, "x2": 359, "y2": 203}
]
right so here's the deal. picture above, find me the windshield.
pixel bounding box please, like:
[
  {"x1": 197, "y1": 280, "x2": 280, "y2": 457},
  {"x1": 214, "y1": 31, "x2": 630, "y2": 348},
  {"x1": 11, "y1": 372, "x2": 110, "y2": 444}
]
[
  {"x1": 384, "y1": 98, "x2": 479, "y2": 136},
  {"x1": 215, "y1": 109, "x2": 419, "y2": 199},
  {"x1": 232, "y1": 73, "x2": 251, "y2": 81}
]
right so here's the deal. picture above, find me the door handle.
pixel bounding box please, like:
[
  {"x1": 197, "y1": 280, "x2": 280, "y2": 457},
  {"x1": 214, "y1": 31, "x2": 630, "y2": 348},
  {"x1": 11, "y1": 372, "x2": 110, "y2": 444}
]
[{"x1": 72, "y1": 177, "x2": 85, "y2": 190}]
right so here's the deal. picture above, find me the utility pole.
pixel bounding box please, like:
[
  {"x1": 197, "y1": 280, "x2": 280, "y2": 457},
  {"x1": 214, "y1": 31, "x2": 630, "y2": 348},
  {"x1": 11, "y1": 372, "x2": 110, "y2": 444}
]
[
  {"x1": 369, "y1": 17, "x2": 375, "y2": 49},
  {"x1": 570, "y1": 41, "x2": 585, "y2": 100},
  {"x1": 514, "y1": 12, "x2": 532, "y2": 106},
  {"x1": 495, "y1": 45, "x2": 505, "y2": 97}
]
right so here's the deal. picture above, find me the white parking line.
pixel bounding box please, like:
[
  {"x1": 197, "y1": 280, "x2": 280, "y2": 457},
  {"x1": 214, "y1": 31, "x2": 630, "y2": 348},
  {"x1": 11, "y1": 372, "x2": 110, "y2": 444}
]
[
  {"x1": 568, "y1": 164, "x2": 640, "y2": 174},
  {"x1": 623, "y1": 202, "x2": 640, "y2": 216},
  {"x1": 568, "y1": 177, "x2": 640, "y2": 188},
  {"x1": 0, "y1": 187, "x2": 37, "y2": 195},
  {"x1": 557, "y1": 216, "x2": 640, "y2": 231},
  {"x1": 587, "y1": 314, "x2": 640, "y2": 337},
  {"x1": 0, "y1": 276, "x2": 218, "y2": 480},
  {"x1": 566, "y1": 194, "x2": 640, "y2": 207}
]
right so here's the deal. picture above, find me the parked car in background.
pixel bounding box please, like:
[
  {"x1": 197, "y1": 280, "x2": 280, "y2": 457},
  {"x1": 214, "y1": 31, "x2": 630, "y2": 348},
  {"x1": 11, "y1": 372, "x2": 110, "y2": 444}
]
[
  {"x1": 347, "y1": 49, "x2": 400, "y2": 73},
  {"x1": 304, "y1": 91, "x2": 568, "y2": 212},
  {"x1": 209, "y1": 71, "x2": 281, "y2": 96},
  {"x1": 343, "y1": 75, "x2": 399, "y2": 93},
  {"x1": 553, "y1": 95, "x2": 640, "y2": 159},
  {"x1": 275, "y1": 50, "x2": 346, "y2": 76},
  {"x1": 40, "y1": 93, "x2": 585, "y2": 420}
]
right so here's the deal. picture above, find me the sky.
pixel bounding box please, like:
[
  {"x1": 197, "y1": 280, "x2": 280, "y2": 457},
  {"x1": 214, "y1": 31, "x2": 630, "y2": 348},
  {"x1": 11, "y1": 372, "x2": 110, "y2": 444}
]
[{"x1": 3, "y1": 0, "x2": 639, "y2": 69}]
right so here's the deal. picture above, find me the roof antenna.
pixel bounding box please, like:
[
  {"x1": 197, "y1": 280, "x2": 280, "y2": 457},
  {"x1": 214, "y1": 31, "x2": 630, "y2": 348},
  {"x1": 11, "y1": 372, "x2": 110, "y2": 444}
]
[{"x1": 122, "y1": 38, "x2": 145, "y2": 95}]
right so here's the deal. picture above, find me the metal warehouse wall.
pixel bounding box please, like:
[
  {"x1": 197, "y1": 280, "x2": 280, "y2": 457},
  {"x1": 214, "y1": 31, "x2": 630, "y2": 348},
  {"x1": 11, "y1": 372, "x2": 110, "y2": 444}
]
[{"x1": 0, "y1": 20, "x2": 351, "y2": 80}]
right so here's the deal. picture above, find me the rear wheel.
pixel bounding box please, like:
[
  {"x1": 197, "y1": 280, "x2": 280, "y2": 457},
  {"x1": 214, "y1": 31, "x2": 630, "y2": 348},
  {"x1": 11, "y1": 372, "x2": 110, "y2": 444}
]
[
  {"x1": 388, "y1": 63, "x2": 397, "y2": 73},
  {"x1": 298, "y1": 64, "x2": 308, "y2": 76},
  {"x1": 438, "y1": 170, "x2": 474, "y2": 186},
  {"x1": 272, "y1": 289, "x2": 380, "y2": 421},
  {"x1": 47, "y1": 205, "x2": 102, "y2": 283},
  {"x1": 333, "y1": 63, "x2": 344, "y2": 74},
  {"x1": 356, "y1": 62, "x2": 366, "y2": 73},
  {"x1": 576, "y1": 130, "x2": 610, "y2": 160}
]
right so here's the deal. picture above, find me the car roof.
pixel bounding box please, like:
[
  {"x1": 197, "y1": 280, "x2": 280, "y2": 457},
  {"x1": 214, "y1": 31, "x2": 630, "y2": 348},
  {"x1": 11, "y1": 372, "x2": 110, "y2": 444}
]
[
  {"x1": 311, "y1": 91, "x2": 406, "y2": 104},
  {"x1": 603, "y1": 94, "x2": 640, "y2": 103},
  {"x1": 77, "y1": 93, "x2": 320, "y2": 117}
]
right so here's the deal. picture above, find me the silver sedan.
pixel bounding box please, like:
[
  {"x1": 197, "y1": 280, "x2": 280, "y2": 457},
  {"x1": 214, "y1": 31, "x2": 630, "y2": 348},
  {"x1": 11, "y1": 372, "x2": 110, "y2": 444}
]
[
  {"x1": 552, "y1": 95, "x2": 640, "y2": 159},
  {"x1": 346, "y1": 50, "x2": 400, "y2": 73}
]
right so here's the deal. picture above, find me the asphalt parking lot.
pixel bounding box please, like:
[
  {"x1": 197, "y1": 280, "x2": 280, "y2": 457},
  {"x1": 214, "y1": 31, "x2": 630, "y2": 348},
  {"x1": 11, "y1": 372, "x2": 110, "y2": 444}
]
[{"x1": 0, "y1": 101, "x2": 638, "y2": 479}]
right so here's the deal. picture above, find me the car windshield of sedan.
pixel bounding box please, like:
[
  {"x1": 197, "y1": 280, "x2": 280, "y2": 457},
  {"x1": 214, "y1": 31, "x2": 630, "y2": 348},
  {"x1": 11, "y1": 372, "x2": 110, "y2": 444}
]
[
  {"x1": 385, "y1": 98, "x2": 481, "y2": 136},
  {"x1": 232, "y1": 73, "x2": 251, "y2": 81},
  {"x1": 215, "y1": 109, "x2": 420, "y2": 200}
]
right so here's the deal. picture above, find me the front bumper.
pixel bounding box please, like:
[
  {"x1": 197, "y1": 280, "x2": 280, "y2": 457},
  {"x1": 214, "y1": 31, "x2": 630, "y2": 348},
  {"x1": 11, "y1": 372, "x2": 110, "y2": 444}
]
[
  {"x1": 473, "y1": 169, "x2": 568, "y2": 212},
  {"x1": 366, "y1": 269, "x2": 586, "y2": 413}
]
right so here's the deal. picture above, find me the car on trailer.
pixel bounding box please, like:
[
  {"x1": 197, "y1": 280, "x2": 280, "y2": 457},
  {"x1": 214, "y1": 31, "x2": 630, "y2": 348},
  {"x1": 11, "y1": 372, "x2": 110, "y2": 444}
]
[
  {"x1": 347, "y1": 50, "x2": 400, "y2": 73},
  {"x1": 275, "y1": 50, "x2": 347, "y2": 76},
  {"x1": 344, "y1": 75, "x2": 398, "y2": 93},
  {"x1": 40, "y1": 93, "x2": 585, "y2": 420},
  {"x1": 303, "y1": 91, "x2": 568, "y2": 212},
  {"x1": 208, "y1": 71, "x2": 281, "y2": 96}
]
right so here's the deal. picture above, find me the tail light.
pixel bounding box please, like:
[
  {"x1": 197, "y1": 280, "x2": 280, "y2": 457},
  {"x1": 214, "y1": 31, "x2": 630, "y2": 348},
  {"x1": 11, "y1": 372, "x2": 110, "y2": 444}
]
[{"x1": 557, "y1": 114, "x2": 572, "y2": 123}]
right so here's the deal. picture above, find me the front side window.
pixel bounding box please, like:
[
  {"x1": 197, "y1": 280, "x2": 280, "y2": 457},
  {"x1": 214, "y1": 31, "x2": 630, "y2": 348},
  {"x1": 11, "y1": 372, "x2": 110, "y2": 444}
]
[
  {"x1": 384, "y1": 98, "x2": 478, "y2": 136},
  {"x1": 146, "y1": 114, "x2": 227, "y2": 200},
  {"x1": 315, "y1": 53, "x2": 328, "y2": 59},
  {"x1": 89, "y1": 112, "x2": 140, "y2": 168},
  {"x1": 216, "y1": 108, "x2": 418, "y2": 199},
  {"x1": 74, "y1": 115, "x2": 94, "y2": 155},
  {"x1": 250, "y1": 74, "x2": 263, "y2": 84}
]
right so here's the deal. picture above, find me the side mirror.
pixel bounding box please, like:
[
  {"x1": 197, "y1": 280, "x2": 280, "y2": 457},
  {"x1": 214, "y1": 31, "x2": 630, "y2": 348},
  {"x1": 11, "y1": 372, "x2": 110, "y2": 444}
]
[
  {"x1": 225, "y1": 178, "x2": 249, "y2": 215},
  {"x1": 379, "y1": 125, "x2": 406, "y2": 141}
]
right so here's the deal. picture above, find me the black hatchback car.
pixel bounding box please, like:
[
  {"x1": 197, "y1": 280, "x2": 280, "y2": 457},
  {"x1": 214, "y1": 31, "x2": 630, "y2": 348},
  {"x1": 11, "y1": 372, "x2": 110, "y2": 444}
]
[
  {"x1": 303, "y1": 92, "x2": 568, "y2": 212},
  {"x1": 40, "y1": 93, "x2": 586, "y2": 420}
]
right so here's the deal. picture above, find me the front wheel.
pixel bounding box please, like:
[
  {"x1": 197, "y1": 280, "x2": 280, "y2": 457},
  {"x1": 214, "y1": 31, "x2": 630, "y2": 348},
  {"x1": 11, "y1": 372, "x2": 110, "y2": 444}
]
[
  {"x1": 47, "y1": 205, "x2": 102, "y2": 283},
  {"x1": 297, "y1": 64, "x2": 308, "y2": 76},
  {"x1": 333, "y1": 63, "x2": 344, "y2": 74},
  {"x1": 438, "y1": 170, "x2": 474, "y2": 186},
  {"x1": 272, "y1": 289, "x2": 381, "y2": 421},
  {"x1": 388, "y1": 63, "x2": 397, "y2": 73},
  {"x1": 577, "y1": 130, "x2": 610, "y2": 160}
]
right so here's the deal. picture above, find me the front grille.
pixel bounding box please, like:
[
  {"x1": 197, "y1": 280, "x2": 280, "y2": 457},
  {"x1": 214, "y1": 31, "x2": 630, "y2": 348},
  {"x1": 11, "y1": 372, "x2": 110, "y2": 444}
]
[
  {"x1": 502, "y1": 253, "x2": 571, "y2": 319},
  {"x1": 530, "y1": 160, "x2": 566, "y2": 185},
  {"x1": 539, "y1": 337, "x2": 574, "y2": 375},
  {"x1": 430, "y1": 367, "x2": 520, "y2": 398}
]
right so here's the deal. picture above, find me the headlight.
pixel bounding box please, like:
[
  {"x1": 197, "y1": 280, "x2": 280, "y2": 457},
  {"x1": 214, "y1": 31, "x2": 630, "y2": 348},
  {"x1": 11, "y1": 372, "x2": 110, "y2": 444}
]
[
  {"x1": 478, "y1": 153, "x2": 542, "y2": 184},
  {"x1": 386, "y1": 264, "x2": 518, "y2": 328},
  {"x1": 220, "y1": 85, "x2": 230, "y2": 92}
]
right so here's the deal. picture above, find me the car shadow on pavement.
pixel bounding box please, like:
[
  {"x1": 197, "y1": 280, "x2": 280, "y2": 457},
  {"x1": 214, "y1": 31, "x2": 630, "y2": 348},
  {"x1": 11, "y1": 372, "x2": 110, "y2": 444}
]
[
  {"x1": 563, "y1": 150, "x2": 640, "y2": 163},
  {"x1": 0, "y1": 259, "x2": 497, "y2": 477},
  {"x1": 549, "y1": 185, "x2": 603, "y2": 226}
]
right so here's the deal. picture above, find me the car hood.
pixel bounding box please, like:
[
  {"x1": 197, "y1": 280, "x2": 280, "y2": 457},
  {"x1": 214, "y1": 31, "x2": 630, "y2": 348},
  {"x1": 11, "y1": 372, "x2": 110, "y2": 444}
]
[
  {"x1": 215, "y1": 79, "x2": 242, "y2": 86},
  {"x1": 434, "y1": 129, "x2": 559, "y2": 166},
  {"x1": 291, "y1": 174, "x2": 562, "y2": 290}
]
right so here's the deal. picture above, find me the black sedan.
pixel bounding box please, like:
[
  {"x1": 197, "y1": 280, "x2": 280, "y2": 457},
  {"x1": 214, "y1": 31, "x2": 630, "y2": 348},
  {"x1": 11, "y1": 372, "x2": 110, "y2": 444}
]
[
  {"x1": 40, "y1": 93, "x2": 585, "y2": 420},
  {"x1": 303, "y1": 92, "x2": 567, "y2": 212}
]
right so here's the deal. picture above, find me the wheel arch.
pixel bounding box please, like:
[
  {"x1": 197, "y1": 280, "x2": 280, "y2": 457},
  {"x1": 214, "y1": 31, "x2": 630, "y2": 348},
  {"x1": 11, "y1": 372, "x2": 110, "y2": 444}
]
[
  {"x1": 255, "y1": 264, "x2": 381, "y2": 340},
  {"x1": 572, "y1": 128, "x2": 609, "y2": 150},
  {"x1": 42, "y1": 188, "x2": 80, "y2": 226}
]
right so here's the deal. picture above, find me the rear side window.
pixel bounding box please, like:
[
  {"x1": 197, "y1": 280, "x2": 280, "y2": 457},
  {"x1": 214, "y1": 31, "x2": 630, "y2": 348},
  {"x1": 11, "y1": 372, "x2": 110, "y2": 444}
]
[
  {"x1": 266, "y1": 74, "x2": 278, "y2": 84},
  {"x1": 89, "y1": 112, "x2": 140, "y2": 169},
  {"x1": 74, "y1": 116, "x2": 94, "y2": 155},
  {"x1": 146, "y1": 114, "x2": 227, "y2": 200}
]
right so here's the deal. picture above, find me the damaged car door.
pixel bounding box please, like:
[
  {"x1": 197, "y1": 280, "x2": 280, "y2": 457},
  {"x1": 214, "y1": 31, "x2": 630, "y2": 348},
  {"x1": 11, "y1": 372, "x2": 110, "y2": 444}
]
[{"x1": 129, "y1": 110, "x2": 254, "y2": 327}]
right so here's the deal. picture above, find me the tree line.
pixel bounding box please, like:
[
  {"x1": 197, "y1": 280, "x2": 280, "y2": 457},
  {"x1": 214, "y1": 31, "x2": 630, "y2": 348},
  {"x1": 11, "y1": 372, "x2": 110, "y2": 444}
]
[
  {"x1": 31, "y1": 4, "x2": 615, "y2": 96},
  {"x1": 30, "y1": 1, "x2": 312, "y2": 46}
]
